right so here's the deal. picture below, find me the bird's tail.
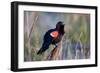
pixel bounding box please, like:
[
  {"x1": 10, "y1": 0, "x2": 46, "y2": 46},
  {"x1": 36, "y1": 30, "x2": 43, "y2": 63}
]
[{"x1": 37, "y1": 49, "x2": 43, "y2": 55}]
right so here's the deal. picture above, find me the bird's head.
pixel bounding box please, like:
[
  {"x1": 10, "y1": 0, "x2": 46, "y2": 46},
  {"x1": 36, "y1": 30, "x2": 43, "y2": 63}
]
[{"x1": 56, "y1": 21, "x2": 65, "y2": 34}]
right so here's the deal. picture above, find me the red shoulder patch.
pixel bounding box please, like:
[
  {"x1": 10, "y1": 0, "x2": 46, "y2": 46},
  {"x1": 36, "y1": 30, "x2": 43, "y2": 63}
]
[{"x1": 50, "y1": 31, "x2": 58, "y2": 38}]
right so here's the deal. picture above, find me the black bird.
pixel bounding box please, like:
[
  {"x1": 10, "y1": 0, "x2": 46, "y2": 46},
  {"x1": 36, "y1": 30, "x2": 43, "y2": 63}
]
[{"x1": 37, "y1": 21, "x2": 65, "y2": 54}]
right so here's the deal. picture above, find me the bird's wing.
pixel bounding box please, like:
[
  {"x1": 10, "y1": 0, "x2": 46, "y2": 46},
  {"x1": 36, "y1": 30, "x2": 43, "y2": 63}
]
[{"x1": 50, "y1": 31, "x2": 59, "y2": 38}]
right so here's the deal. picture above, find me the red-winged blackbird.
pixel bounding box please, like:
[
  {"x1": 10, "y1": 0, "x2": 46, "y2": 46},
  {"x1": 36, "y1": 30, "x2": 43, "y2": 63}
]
[{"x1": 37, "y1": 21, "x2": 65, "y2": 54}]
